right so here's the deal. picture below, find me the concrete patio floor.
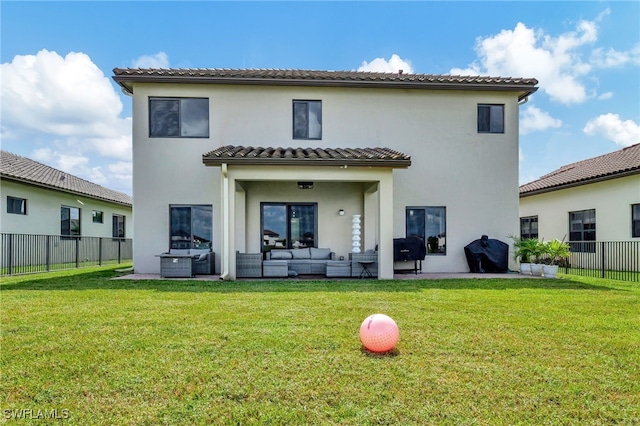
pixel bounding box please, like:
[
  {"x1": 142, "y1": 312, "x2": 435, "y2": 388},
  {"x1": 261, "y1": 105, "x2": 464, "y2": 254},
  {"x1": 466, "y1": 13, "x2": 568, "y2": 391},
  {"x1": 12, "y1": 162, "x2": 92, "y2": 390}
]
[{"x1": 114, "y1": 271, "x2": 539, "y2": 281}]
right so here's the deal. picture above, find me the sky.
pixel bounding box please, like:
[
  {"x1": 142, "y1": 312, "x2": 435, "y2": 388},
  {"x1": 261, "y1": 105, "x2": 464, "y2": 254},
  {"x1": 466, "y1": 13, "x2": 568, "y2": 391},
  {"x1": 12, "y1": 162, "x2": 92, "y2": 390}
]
[{"x1": 1, "y1": 1, "x2": 639, "y2": 196}]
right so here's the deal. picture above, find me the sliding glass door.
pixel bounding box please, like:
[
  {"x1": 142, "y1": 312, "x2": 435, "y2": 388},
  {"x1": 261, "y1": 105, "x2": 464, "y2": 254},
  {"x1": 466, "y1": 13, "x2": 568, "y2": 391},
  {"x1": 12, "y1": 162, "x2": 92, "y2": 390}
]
[{"x1": 261, "y1": 203, "x2": 317, "y2": 251}]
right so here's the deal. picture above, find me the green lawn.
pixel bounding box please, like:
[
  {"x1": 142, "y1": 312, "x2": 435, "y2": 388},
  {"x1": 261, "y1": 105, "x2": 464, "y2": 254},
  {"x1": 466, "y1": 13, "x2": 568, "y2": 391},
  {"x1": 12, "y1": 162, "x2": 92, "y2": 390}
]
[{"x1": 1, "y1": 268, "x2": 639, "y2": 425}]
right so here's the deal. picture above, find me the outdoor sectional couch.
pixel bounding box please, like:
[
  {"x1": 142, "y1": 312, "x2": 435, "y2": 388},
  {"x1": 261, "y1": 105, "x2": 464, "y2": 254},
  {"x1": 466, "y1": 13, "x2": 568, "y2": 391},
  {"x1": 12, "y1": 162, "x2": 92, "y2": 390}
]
[{"x1": 265, "y1": 247, "x2": 335, "y2": 275}]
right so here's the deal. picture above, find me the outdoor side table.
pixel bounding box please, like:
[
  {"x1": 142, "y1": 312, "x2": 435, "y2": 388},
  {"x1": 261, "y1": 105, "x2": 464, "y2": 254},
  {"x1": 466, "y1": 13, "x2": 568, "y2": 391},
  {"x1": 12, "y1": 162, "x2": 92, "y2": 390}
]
[{"x1": 358, "y1": 261, "x2": 375, "y2": 278}]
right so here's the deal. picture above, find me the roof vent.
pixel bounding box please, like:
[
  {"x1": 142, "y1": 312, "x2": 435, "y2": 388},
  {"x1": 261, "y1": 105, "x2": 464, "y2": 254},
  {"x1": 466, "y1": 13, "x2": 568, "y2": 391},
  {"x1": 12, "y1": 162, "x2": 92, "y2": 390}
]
[{"x1": 398, "y1": 69, "x2": 403, "y2": 75}]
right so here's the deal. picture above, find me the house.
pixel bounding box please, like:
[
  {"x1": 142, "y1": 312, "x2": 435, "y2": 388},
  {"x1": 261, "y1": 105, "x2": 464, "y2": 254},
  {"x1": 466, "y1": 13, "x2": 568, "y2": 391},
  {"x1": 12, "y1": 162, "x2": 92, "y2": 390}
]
[
  {"x1": 1, "y1": 150, "x2": 132, "y2": 238},
  {"x1": 112, "y1": 68, "x2": 538, "y2": 279},
  {"x1": 519, "y1": 143, "x2": 640, "y2": 245}
]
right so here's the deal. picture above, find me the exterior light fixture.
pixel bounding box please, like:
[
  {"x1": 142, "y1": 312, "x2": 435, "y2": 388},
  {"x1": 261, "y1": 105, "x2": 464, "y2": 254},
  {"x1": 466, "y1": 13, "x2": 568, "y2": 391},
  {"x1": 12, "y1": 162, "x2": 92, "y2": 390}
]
[
  {"x1": 297, "y1": 181, "x2": 314, "y2": 189},
  {"x1": 338, "y1": 209, "x2": 345, "y2": 216}
]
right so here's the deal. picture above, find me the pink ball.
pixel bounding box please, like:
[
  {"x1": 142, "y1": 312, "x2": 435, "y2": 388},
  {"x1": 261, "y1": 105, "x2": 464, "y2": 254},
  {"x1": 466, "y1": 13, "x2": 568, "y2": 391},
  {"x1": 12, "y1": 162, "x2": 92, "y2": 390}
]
[{"x1": 359, "y1": 314, "x2": 399, "y2": 353}]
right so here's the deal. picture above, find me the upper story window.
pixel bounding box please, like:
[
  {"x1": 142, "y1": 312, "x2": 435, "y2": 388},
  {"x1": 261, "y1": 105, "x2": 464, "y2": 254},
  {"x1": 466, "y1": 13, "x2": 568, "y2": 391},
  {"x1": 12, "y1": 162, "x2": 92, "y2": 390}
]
[
  {"x1": 61, "y1": 206, "x2": 81, "y2": 237},
  {"x1": 477, "y1": 104, "x2": 504, "y2": 133},
  {"x1": 406, "y1": 206, "x2": 446, "y2": 255},
  {"x1": 520, "y1": 216, "x2": 538, "y2": 239},
  {"x1": 92, "y1": 210, "x2": 104, "y2": 223},
  {"x1": 112, "y1": 215, "x2": 126, "y2": 238},
  {"x1": 149, "y1": 97, "x2": 209, "y2": 138},
  {"x1": 293, "y1": 100, "x2": 322, "y2": 140},
  {"x1": 6, "y1": 196, "x2": 27, "y2": 215},
  {"x1": 632, "y1": 204, "x2": 640, "y2": 238},
  {"x1": 569, "y1": 209, "x2": 596, "y2": 253}
]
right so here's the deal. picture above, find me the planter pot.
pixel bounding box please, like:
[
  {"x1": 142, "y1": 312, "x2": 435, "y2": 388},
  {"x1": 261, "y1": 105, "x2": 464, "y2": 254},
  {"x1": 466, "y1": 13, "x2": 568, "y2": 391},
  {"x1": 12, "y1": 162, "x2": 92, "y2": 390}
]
[
  {"x1": 543, "y1": 265, "x2": 559, "y2": 278},
  {"x1": 530, "y1": 263, "x2": 544, "y2": 276},
  {"x1": 520, "y1": 263, "x2": 532, "y2": 275}
]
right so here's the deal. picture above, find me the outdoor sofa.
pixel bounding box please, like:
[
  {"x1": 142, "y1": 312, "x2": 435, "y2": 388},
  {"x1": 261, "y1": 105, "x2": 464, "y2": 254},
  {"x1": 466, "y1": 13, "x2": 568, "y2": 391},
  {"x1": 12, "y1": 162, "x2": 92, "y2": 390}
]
[{"x1": 265, "y1": 247, "x2": 335, "y2": 275}]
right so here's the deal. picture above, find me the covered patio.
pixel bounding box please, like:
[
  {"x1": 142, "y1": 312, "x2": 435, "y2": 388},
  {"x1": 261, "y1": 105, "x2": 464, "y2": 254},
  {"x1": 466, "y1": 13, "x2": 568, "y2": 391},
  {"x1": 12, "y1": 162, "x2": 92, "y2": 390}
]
[{"x1": 202, "y1": 146, "x2": 411, "y2": 280}]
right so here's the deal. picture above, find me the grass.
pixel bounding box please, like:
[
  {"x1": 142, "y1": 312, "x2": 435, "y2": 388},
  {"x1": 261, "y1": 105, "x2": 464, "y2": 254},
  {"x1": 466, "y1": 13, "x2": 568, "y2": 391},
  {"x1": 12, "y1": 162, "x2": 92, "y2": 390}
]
[{"x1": 1, "y1": 268, "x2": 639, "y2": 425}]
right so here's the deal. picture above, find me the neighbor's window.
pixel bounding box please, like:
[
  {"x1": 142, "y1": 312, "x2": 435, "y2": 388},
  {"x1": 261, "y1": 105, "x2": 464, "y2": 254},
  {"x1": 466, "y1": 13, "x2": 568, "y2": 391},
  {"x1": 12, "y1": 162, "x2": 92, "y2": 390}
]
[
  {"x1": 569, "y1": 209, "x2": 596, "y2": 253},
  {"x1": 477, "y1": 104, "x2": 504, "y2": 133},
  {"x1": 261, "y1": 203, "x2": 317, "y2": 251},
  {"x1": 92, "y1": 210, "x2": 104, "y2": 223},
  {"x1": 149, "y1": 97, "x2": 209, "y2": 137},
  {"x1": 170, "y1": 205, "x2": 212, "y2": 250},
  {"x1": 520, "y1": 216, "x2": 539, "y2": 239},
  {"x1": 632, "y1": 204, "x2": 640, "y2": 238},
  {"x1": 61, "y1": 206, "x2": 81, "y2": 237},
  {"x1": 406, "y1": 206, "x2": 446, "y2": 255},
  {"x1": 6, "y1": 196, "x2": 27, "y2": 215},
  {"x1": 293, "y1": 100, "x2": 322, "y2": 140},
  {"x1": 112, "y1": 215, "x2": 126, "y2": 238}
]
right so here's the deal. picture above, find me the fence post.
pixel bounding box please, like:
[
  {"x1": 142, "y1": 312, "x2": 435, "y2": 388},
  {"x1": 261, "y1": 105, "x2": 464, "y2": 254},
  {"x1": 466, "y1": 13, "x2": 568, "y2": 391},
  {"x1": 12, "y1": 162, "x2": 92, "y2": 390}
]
[
  {"x1": 46, "y1": 235, "x2": 51, "y2": 272},
  {"x1": 8, "y1": 234, "x2": 14, "y2": 276},
  {"x1": 75, "y1": 237, "x2": 80, "y2": 268},
  {"x1": 600, "y1": 241, "x2": 606, "y2": 279},
  {"x1": 99, "y1": 237, "x2": 103, "y2": 266}
]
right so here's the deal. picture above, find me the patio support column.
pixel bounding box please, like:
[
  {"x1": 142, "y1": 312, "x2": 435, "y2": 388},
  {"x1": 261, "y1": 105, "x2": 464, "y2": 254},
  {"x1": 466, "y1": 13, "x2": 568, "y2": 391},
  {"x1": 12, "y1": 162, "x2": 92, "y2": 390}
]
[
  {"x1": 377, "y1": 173, "x2": 394, "y2": 279},
  {"x1": 221, "y1": 164, "x2": 237, "y2": 280}
]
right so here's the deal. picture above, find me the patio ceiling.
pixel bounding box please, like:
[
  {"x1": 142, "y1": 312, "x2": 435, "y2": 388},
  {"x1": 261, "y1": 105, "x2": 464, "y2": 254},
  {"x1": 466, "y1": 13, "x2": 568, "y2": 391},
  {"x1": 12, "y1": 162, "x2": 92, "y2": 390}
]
[{"x1": 202, "y1": 145, "x2": 411, "y2": 168}]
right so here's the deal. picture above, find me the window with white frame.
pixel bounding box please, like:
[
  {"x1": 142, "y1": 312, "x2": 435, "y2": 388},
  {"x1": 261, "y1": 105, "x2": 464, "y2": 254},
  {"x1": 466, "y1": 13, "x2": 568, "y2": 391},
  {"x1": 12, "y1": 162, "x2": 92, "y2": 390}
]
[
  {"x1": 6, "y1": 196, "x2": 27, "y2": 215},
  {"x1": 293, "y1": 100, "x2": 322, "y2": 140},
  {"x1": 477, "y1": 104, "x2": 504, "y2": 133},
  {"x1": 406, "y1": 207, "x2": 446, "y2": 255},
  {"x1": 149, "y1": 97, "x2": 209, "y2": 137}
]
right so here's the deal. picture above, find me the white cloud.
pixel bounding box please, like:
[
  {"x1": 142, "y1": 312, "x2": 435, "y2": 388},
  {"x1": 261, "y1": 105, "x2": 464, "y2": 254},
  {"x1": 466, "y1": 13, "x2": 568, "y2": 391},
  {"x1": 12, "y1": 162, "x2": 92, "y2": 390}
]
[
  {"x1": 520, "y1": 106, "x2": 562, "y2": 135},
  {"x1": 597, "y1": 91, "x2": 613, "y2": 100},
  {"x1": 590, "y1": 45, "x2": 640, "y2": 68},
  {"x1": 1, "y1": 49, "x2": 133, "y2": 192},
  {"x1": 583, "y1": 113, "x2": 640, "y2": 147},
  {"x1": 449, "y1": 11, "x2": 627, "y2": 105},
  {"x1": 131, "y1": 52, "x2": 170, "y2": 69},
  {"x1": 358, "y1": 54, "x2": 413, "y2": 73}
]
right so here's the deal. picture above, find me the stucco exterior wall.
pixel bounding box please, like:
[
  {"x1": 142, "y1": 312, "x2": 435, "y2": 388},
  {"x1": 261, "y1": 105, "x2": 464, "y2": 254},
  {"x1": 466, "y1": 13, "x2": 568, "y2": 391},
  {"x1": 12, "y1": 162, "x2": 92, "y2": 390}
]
[
  {"x1": 519, "y1": 175, "x2": 640, "y2": 242},
  {"x1": 0, "y1": 180, "x2": 132, "y2": 238},
  {"x1": 130, "y1": 82, "x2": 522, "y2": 274}
]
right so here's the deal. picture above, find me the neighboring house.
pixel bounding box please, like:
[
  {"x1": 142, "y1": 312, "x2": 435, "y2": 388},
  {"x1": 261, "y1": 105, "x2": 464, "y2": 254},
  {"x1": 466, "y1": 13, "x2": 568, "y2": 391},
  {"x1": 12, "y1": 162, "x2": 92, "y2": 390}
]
[
  {"x1": 1, "y1": 150, "x2": 132, "y2": 238},
  {"x1": 519, "y1": 143, "x2": 640, "y2": 247},
  {"x1": 112, "y1": 68, "x2": 538, "y2": 279}
]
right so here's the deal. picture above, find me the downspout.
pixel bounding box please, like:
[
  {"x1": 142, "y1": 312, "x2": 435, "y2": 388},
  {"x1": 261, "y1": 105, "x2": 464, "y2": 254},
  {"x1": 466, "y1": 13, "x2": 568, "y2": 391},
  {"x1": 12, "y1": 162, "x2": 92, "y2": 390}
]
[
  {"x1": 518, "y1": 96, "x2": 529, "y2": 106},
  {"x1": 219, "y1": 163, "x2": 230, "y2": 280}
]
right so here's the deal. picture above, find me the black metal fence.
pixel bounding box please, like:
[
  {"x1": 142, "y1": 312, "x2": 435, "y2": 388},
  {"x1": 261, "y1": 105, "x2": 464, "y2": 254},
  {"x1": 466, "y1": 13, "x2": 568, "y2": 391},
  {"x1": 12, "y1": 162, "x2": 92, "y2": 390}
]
[
  {"x1": 1, "y1": 233, "x2": 133, "y2": 276},
  {"x1": 565, "y1": 240, "x2": 639, "y2": 282}
]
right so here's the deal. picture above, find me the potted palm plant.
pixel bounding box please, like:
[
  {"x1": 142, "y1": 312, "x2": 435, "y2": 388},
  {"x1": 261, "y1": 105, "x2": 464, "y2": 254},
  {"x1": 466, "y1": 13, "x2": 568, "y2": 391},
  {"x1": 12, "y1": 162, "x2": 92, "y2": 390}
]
[
  {"x1": 541, "y1": 239, "x2": 571, "y2": 278},
  {"x1": 528, "y1": 239, "x2": 546, "y2": 276},
  {"x1": 510, "y1": 236, "x2": 537, "y2": 275}
]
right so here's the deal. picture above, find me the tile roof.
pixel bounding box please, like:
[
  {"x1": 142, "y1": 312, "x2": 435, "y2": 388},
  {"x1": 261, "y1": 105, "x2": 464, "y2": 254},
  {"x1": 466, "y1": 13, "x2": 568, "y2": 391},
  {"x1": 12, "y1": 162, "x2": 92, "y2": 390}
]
[
  {"x1": 1, "y1": 150, "x2": 132, "y2": 206},
  {"x1": 113, "y1": 68, "x2": 538, "y2": 100},
  {"x1": 520, "y1": 143, "x2": 640, "y2": 196},
  {"x1": 202, "y1": 145, "x2": 411, "y2": 168}
]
